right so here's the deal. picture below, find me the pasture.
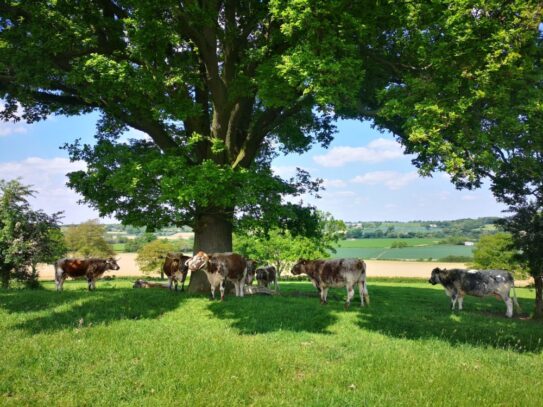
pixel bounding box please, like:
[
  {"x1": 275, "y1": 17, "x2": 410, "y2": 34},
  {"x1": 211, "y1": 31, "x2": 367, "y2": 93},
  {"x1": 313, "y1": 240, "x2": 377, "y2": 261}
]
[
  {"x1": 1, "y1": 279, "x2": 542, "y2": 406},
  {"x1": 334, "y1": 238, "x2": 474, "y2": 261}
]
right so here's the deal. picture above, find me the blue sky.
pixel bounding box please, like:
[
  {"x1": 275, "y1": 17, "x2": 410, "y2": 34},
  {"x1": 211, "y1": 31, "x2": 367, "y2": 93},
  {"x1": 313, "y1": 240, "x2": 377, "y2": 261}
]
[{"x1": 0, "y1": 112, "x2": 506, "y2": 224}]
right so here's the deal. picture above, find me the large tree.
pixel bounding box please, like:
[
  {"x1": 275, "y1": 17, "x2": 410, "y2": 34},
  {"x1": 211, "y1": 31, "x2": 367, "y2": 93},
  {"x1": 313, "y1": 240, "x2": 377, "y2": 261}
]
[{"x1": 1, "y1": 1, "x2": 541, "y2": 291}]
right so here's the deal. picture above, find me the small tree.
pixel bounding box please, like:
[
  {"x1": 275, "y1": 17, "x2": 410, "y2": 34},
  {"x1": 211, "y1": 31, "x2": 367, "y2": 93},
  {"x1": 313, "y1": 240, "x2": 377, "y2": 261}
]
[
  {"x1": 0, "y1": 179, "x2": 66, "y2": 288},
  {"x1": 471, "y1": 233, "x2": 525, "y2": 277},
  {"x1": 64, "y1": 220, "x2": 115, "y2": 258},
  {"x1": 136, "y1": 239, "x2": 177, "y2": 279},
  {"x1": 235, "y1": 212, "x2": 345, "y2": 275}
]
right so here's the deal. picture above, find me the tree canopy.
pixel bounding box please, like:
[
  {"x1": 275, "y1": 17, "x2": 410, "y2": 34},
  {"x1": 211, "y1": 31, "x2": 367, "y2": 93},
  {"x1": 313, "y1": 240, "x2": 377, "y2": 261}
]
[{"x1": 1, "y1": 1, "x2": 541, "y2": 258}]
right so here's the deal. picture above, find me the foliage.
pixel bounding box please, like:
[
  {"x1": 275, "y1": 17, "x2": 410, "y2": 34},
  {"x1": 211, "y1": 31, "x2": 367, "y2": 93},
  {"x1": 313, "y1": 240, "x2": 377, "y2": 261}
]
[
  {"x1": 0, "y1": 279, "x2": 541, "y2": 405},
  {"x1": 124, "y1": 232, "x2": 157, "y2": 253},
  {"x1": 64, "y1": 220, "x2": 115, "y2": 258},
  {"x1": 234, "y1": 212, "x2": 345, "y2": 274},
  {"x1": 0, "y1": 179, "x2": 65, "y2": 288},
  {"x1": 3, "y1": 1, "x2": 539, "y2": 253},
  {"x1": 135, "y1": 239, "x2": 177, "y2": 276},
  {"x1": 471, "y1": 233, "x2": 525, "y2": 277},
  {"x1": 390, "y1": 241, "x2": 408, "y2": 248}
]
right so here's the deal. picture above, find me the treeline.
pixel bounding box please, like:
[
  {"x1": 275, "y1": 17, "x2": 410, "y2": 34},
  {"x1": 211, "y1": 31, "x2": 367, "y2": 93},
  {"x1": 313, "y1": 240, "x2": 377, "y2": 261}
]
[{"x1": 345, "y1": 217, "x2": 500, "y2": 240}]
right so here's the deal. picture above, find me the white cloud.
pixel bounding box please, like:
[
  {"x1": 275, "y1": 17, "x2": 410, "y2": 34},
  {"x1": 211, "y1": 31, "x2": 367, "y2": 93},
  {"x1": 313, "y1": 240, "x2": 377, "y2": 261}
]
[
  {"x1": 0, "y1": 124, "x2": 27, "y2": 137},
  {"x1": 322, "y1": 178, "x2": 347, "y2": 188},
  {"x1": 461, "y1": 194, "x2": 478, "y2": 201},
  {"x1": 313, "y1": 138, "x2": 404, "y2": 167},
  {"x1": 351, "y1": 171, "x2": 419, "y2": 190},
  {"x1": 0, "y1": 157, "x2": 99, "y2": 224}
]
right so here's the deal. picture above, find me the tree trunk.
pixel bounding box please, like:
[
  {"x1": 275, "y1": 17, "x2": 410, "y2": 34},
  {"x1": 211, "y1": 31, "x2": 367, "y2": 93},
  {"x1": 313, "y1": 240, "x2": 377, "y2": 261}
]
[
  {"x1": 1, "y1": 267, "x2": 9, "y2": 289},
  {"x1": 187, "y1": 213, "x2": 233, "y2": 294},
  {"x1": 534, "y1": 274, "x2": 543, "y2": 319}
]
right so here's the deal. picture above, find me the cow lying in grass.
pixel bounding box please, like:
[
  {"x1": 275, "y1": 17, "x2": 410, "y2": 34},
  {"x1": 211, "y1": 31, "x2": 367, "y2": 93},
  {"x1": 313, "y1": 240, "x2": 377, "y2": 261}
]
[
  {"x1": 428, "y1": 267, "x2": 521, "y2": 318},
  {"x1": 54, "y1": 257, "x2": 120, "y2": 291},
  {"x1": 291, "y1": 258, "x2": 369, "y2": 308},
  {"x1": 186, "y1": 252, "x2": 247, "y2": 300}
]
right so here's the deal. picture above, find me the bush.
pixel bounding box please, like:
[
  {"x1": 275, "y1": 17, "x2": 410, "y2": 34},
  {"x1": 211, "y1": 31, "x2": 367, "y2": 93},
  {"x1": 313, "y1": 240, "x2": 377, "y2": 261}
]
[
  {"x1": 439, "y1": 255, "x2": 473, "y2": 262},
  {"x1": 391, "y1": 241, "x2": 408, "y2": 248}
]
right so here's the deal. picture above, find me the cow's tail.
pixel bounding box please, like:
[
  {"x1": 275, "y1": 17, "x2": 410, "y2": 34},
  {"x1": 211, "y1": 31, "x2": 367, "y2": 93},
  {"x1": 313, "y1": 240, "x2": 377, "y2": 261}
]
[
  {"x1": 360, "y1": 260, "x2": 370, "y2": 305},
  {"x1": 512, "y1": 284, "x2": 522, "y2": 314}
]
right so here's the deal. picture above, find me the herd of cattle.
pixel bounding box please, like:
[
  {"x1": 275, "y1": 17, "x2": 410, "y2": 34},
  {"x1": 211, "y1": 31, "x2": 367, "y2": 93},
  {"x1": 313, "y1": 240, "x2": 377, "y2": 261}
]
[{"x1": 53, "y1": 252, "x2": 521, "y2": 317}]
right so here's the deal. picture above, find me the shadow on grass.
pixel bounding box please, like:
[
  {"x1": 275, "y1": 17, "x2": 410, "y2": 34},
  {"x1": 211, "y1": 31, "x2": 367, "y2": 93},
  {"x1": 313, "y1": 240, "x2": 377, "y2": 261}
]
[
  {"x1": 208, "y1": 287, "x2": 339, "y2": 335},
  {"x1": 356, "y1": 284, "x2": 542, "y2": 353},
  {"x1": 0, "y1": 283, "x2": 189, "y2": 334}
]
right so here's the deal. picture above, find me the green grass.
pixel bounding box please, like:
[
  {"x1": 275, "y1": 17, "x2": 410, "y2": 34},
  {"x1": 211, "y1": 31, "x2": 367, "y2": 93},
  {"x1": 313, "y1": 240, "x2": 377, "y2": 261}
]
[{"x1": 1, "y1": 279, "x2": 542, "y2": 406}]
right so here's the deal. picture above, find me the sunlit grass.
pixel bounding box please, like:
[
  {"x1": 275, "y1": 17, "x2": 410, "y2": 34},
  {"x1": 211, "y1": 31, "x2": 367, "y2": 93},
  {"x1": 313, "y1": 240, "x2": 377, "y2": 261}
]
[{"x1": 0, "y1": 279, "x2": 541, "y2": 406}]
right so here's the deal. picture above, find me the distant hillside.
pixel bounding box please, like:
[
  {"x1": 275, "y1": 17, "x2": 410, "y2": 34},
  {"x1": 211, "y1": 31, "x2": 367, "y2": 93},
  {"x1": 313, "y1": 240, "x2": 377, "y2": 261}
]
[{"x1": 344, "y1": 217, "x2": 501, "y2": 240}]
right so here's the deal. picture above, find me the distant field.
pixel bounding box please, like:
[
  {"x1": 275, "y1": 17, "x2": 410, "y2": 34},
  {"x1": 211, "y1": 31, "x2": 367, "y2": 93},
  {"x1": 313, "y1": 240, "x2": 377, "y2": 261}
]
[
  {"x1": 338, "y1": 238, "x2": 440, "y2": 248},
  {"x1": 333, "y1": 239, "x2": 473, "y2": 261}
]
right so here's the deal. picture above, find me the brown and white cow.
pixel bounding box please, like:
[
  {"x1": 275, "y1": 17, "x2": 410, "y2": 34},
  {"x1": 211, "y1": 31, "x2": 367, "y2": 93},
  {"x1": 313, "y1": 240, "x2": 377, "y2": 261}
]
[
  {"x1": 162, "y1": 253, "x2": 191, "y2": 291},
  {"x1": 54, "y1": 257, "x2": 120, "y2": 291},
  {"x1": 186, "y1": 251, "x2": 247, "y2": 300},
  {"x1": 245, "y1": 259, "x2": 257, "y2": 286},
  {"x1": 256, "y1": 265, "x2": 279, "y2": 291},
  {"x1": 291, "y1": 258, "x2": 369, "y2": 308}
]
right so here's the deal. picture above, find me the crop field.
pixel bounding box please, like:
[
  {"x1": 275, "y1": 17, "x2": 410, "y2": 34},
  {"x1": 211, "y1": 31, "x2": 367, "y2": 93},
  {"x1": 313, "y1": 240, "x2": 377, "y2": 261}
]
[
  {"x1": 333, "y1": 239, "x2": 473, "y2": 260},
  {"x1": 0, "y1": 279, "x2": 541, "y2": 406}
]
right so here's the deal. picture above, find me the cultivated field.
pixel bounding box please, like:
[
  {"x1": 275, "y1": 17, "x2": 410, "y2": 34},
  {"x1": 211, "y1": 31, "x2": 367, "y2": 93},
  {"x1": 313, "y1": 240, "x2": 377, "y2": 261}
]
[
  {"x1": 37, "y1": 253, "x2": 468, "y2": 280},
  {"x1": 333, "y1": 238, "x2": 474, "y2": 261},
  {"x1": 0, "y1": 279, "x2": 541, "y2": 406}
]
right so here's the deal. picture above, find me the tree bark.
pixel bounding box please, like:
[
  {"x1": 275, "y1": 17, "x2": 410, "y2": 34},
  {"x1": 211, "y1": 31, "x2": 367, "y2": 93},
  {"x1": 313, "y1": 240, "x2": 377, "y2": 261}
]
[
  {"x1": 534, "y1": 273, "x2": 543, "y2": 319},
  {"x1": 187, "y1": 212, "x2": 233, "y2": 294}
]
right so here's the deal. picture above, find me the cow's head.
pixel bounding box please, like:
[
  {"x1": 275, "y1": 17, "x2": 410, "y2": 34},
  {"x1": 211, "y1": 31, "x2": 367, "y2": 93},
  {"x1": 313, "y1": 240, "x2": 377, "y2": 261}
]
[
  {"x1": 186, "y1": 251, "x2": 209, "y2": 272},
  {"x1": 291, "y1": 259, "x2": 308, "y2": 276},
  {"x1": 429, "y1": 267, "x2": 444, "y2": 285},
  {"x1": 166, "y1": 252, "x2": 181, "y2": 268},
  {"x1": 106, "y1": 257, "x2": 121, "y2": 271}
]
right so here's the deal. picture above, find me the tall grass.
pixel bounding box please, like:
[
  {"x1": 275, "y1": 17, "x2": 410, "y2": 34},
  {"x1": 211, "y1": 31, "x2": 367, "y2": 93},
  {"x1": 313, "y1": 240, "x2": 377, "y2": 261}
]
[{"x1": 0, "y1": 279, "x2": 541, "y2": 406}]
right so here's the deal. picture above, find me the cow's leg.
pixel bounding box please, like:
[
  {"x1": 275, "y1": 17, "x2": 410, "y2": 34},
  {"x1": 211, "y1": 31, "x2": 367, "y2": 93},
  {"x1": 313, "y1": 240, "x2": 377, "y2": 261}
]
[
  {"x1": 320, "y1": 287, "x2": 329, "y2": 304},
  {"x1": 57, "y1": 275, "x2": 66, "y2": 292},
  {"x1": 457, "y1": 295, "x2": 464, "y2": 311},
  {"x1": 503, "y1": 294, "x2": 513, "y2": 318},
  {"x1": 180, "y1": 272, "x2": 187, "y2": 292},
  {"x1": 91, "y1": 278, "x2": 97, "y2": 290},
  {"x1": 210, "y1": 284, "x2": 217, "y2": 300},
  {"x1": 345, "y1": 284, "x2": 355, "y2": 309},
  {"x1": 239, "y1": 280, "x2": 245, "y2": 297},
  {"x1": 87, "y1": 277, "x2": 93, "y2": 291},
  {"x1": 451, "y1": 293, "x2": 458, "y2": 310},
  {"x1": 358, "y1": 280, "x2": 369, "y2": 306},
  {"x1": 220, "y1": 280, "x2": 226, "y2": 301},
  {"x1": 167, "y1": 276, "x2": 173, "y2": 290}
]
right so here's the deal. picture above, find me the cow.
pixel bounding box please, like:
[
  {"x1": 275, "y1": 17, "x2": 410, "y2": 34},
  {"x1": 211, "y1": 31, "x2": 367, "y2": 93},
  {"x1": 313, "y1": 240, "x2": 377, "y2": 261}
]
[
  {"x1": 162, "y1": 253, "x2": 191, "y2": 291},
  {"x1": 54, "y1": 257, "x2": 120, "y2": 291},
  {"x1": 428, "y1": 267, "x2": 521, "y2": 318},
  {"x1": 186, "y1": 251, "x2": 247, "y2": 300},
  {"x1": 245, "y1": 259, "x2": 257, "y2": 286},
  {"x1": 291, "y1": 258, "x2": 369, "y2": 308},
  {"x1": 256, "y1": 265, "x2": 279, "y2": 291}
]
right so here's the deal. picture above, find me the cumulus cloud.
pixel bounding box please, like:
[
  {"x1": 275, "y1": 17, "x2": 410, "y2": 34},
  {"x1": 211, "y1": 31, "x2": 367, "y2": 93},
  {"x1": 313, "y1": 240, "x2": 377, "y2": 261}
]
[
  {"x1": 351, "y1": 171, "x2": 419, "y2": 190},
  {"x1": 313, "y1": 138, "x2": 404, "y2": 167},
  {"x1": 0, "y1": 157, "x2": 99, "y2": 223}
]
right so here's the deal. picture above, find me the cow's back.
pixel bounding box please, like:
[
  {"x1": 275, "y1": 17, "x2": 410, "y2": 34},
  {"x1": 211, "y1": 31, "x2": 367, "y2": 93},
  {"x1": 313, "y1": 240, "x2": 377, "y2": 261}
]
[
  {"x1": 317, "y1": 259, "x2": 366, "y2": 284},
  {"x1": 58, "y1": 258, "x2": 91, "y2": 277}
]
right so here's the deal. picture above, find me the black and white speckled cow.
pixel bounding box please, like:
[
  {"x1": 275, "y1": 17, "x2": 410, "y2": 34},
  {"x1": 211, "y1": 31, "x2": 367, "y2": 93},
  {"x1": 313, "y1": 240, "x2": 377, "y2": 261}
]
[{"x1": 429, "y1": 267, "x2": 520, "y2": 318}]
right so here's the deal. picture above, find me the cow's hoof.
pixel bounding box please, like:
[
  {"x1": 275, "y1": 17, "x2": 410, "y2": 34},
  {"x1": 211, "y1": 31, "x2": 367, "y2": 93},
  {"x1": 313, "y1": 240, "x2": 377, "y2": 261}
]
[{"x1": 344, "y1": 302, "x2": 350, "y2": 310}]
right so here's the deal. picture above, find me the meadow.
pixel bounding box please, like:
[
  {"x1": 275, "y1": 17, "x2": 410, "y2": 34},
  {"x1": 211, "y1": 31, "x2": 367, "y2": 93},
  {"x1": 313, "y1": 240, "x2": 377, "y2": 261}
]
[
  {"x1": 333, "y1": 238, "x2": 474, "y2": 261},
  {"x1": 1, "y1": 278, "x2": 542, "y2": 406}
]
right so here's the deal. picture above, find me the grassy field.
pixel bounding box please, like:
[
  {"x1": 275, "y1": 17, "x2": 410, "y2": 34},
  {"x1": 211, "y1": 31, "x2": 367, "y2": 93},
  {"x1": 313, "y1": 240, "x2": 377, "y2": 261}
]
[
  {"x1": 1, "y1": 279, "x2": 542, "y2": 406},
  {"x1": 333, "y1": 238, "x2": 474, "y2": 260}
]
